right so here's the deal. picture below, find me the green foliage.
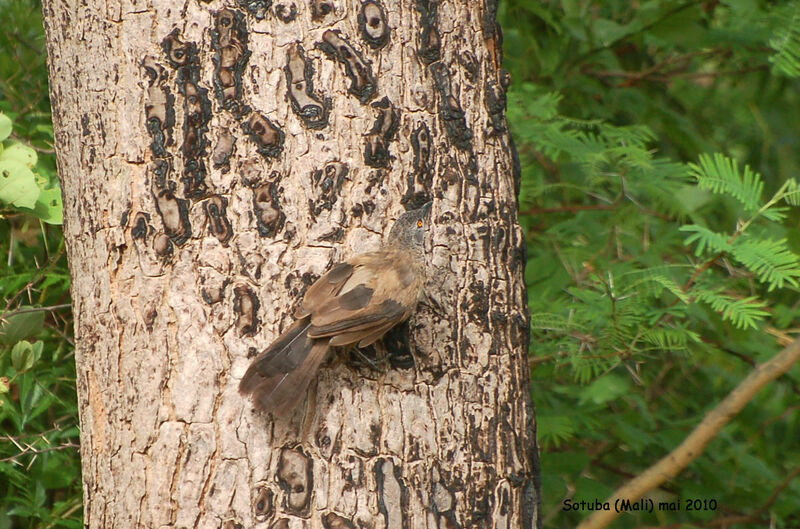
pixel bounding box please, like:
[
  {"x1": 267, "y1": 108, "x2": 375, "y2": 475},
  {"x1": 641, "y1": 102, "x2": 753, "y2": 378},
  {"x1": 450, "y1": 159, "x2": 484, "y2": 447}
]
[
  {"x1": 769, "y1": 4, "x2": 800, "y2": 78},
  {"x1": 0, "y1": 113, "x2": 63, "y2": 224},
  {"x1": 0, "y1": 0, "x2": 60, "y2": 226},
  {"x1": 0, "y1": 1, "x2": 79, "y2": 528},
  {"x1": 501, "y1": 0, "x2": 800, "y2": 527}
]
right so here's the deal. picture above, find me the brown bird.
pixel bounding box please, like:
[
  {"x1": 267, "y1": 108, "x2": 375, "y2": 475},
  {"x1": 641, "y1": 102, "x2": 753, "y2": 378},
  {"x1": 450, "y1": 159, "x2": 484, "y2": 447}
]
[{"x1": 239, "y1": 203, "x2": 431, "y2": 415}]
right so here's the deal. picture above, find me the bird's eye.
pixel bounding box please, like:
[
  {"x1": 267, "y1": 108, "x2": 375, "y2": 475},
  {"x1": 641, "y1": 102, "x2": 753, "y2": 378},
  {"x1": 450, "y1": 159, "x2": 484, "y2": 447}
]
[{"x1": 417, "y1": 219, "x2": 423, "y2": 228}]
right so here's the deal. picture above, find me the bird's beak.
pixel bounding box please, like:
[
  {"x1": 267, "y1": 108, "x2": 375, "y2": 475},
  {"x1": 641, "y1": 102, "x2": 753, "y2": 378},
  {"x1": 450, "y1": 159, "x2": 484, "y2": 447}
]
[{"x1": 421, "y1": 201, "x2": 432, "y2": 218}]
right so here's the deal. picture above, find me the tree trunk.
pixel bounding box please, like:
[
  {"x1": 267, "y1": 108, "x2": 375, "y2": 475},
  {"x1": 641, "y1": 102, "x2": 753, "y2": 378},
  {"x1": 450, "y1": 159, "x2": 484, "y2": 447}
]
[{"x1": 42, "y1": 0, "x2": 539, "y2": 527}]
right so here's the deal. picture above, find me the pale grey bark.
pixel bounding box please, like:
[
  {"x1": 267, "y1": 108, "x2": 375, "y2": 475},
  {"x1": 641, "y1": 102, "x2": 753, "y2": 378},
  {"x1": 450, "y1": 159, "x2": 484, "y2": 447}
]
[{"x1": 42, "y1": 0, "x2": 539, "y2": 527}]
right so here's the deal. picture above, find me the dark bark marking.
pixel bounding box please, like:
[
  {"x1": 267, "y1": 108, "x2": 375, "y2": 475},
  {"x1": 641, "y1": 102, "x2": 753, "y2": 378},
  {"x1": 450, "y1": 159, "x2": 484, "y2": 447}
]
[
  {"x1": 211, "y1": 8, "x2": 251, "y2": 115},
  {"x1": 233, "y1": 285, "x2": 260, "y2": 336},
  {"x1": 429, "y1": 466, "x2": 464, "y2": 528},
  {"x1": 462, "y1": 280, "x2": 489, "y2": 332},
  {"x1": 315, "y1": 424, "x2": 334, "y2": 460},
  {"x1": 482, "y1": 0, "x2": 500, "y2": 41},
  {"x1": 358, "y1": 1, "x2": 390, "y2": 49},
  {"x1": 144, "y1": 307, "x2": 158, "y2": 331},
  {"x1": 161, "y1": 31, "x2": 192, "y2": 68},
  {"x1": 243, "y1": 112, "x2": 285, "y2": 159},
  {"x1": 285, "y1": 44, "x2": 331, "y2": 130},
  {"x1": 203, "y1": 195, "x2": 233, "y2": 245},
  {"x1": 318, "y1": 30, "x2": 376, "y2": 104},
  {"x1": 283, "y1": 270, "x2": 316, "y2": 301},
  {"x1": 364, "y1": 97, "x2": 399, "y2": 168},
  {"x1": 151, "y1": 158, "x2": 171, "y2": 189},
  {"x1": 465, "y1": 472, "x2": 495, "y2": 527},
  {"x1": 322, "y1": 512, "x2": 357, "y2": 529},
  {"x1": 402, "y1": 121, "x2": 433, "y2": 206},
  {"x1": 141, "y1": 57, "x2": 186, "y2": 239},
  {"x1": 142, "y1": 58, "x2": 175, "y2": 158},
  {"x1": 310, "y1": 161, "x2": 348, "y2": 217},
  {"x1": 509, "y1": 130, "x2": 522, "y2": 198},
  {"x1": 253, "y1": 486, "x2": 274, "y2": 520},
  {"x1": 318, "y1": 227, "x2": 344, "y2": 242},
  {"x1": 363, "y1": 169, "x2": 387, "y2": 196},
  {"x1": 414, "y1": 0, "x2": 440, "y2": 65},
  {"x1": 131, "y1": 212, "x2": 151, "y2": 241},
  {"x1": 411, "y1": 122, "x2": 432, "y2": 181},
  {"x1": 277, "y1": 446, "x2": 313, "y2": 515},
  {"x1": 162, "y1": 30, "x2": 212, "y2": 199},
  {"x1": 310, "y1": 0, "x2": 335, "y2": 21},
  {"x1": 467, "y1": 412, "x2": 496, "y2": 463},
  {"x1": 274, "y1": 2, "x2": 298, "y2": 22},
  {"x1": 152, "y1": 182, "x2": 191, "y2": 246},
  {"x1": 459, "y1": 50, "x2": 479, "y2": 82},
  {"x1": 382, "y1": 323, "x2": 415, "y2": 369},
  {"x1": 484, "y1": 78, "x2": 506, "y2": 135},
  {"x1": 439, "y1": 162, "x2": 461, "y2": 201},
  {"x1": 431, "y1": 63, "x2": 472, "y2": 150},
  {"x1": 237, "y1": 0, "x2": 272, "y2": 20},
  {"x1": 522, "y1": 477, "x2": 541, "y2": 529},
  {"x1": 252, "y1": 179, "x2": 285, "y2": 238}
]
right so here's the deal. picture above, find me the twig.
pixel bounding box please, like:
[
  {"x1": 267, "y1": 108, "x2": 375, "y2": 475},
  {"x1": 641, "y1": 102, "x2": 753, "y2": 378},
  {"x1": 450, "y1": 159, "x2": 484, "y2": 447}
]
[
  {"x1": 2, "y1": 245, "x2": 66, "y2": 313},
  {"x1": 0, "y1": 441, "x2": 79, "y2": 464},
  {"x1": 576, "y1": 336, "x2": 800, "y2": 529},
  {"x1": 1, "y1": 304, "x2": 72, "y2": 318}
]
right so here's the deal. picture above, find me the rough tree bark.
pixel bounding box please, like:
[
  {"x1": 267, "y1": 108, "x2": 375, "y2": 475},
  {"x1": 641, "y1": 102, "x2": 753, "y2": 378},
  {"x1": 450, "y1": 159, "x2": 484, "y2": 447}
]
[{"x1": 42, "y1": 0, "x2": 539, "y2": 527}]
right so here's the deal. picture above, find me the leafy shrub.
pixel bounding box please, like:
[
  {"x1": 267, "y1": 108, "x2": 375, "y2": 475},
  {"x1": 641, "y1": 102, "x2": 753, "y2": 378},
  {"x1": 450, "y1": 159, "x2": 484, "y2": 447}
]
[{"x1": 501, "y1": 1, "x2": 800, "y2": 527}]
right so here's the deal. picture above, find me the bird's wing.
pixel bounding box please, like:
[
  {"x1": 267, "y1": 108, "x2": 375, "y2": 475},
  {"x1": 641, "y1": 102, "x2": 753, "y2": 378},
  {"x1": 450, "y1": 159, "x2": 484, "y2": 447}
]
[
  {"x1": 239, "y1": 316, "x2": 315, "y2": 390},
  {"x1": 295, "y1": 261, "x2": 356, "y2": 318},
  {"x1": 239, "y1": 315, "x2": 332, "y2": 414},
  {"x1": 307, "y1": 250, "x2": 420, "y2": 344},
  {"x1": 243, "y1": 340, "x2": 329, "y2": 415},
  {"x1": 330, "y1": 317, "x2": 403, "y2": 347}
]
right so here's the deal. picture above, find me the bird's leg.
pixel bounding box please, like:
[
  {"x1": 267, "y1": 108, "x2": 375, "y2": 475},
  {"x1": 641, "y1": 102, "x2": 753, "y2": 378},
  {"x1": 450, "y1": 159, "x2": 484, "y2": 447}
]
[
  {"x1": 348, "y1": 345, "x2": 386, "y2": 373},
  {"x1": 419, "y1": 288, "x2": 446, "y2": 318}
]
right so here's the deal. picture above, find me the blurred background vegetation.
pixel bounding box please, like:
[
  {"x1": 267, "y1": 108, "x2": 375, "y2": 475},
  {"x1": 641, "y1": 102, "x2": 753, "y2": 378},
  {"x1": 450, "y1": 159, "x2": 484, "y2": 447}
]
[{"x1": 1, "y1": 0, "x2": 799, "y2": 527}]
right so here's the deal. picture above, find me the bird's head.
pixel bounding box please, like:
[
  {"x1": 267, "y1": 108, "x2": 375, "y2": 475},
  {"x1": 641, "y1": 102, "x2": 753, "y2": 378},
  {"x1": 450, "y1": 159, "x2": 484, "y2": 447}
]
[{"x1": 387, "y1": 202, "x2": 432, "y2": 250}]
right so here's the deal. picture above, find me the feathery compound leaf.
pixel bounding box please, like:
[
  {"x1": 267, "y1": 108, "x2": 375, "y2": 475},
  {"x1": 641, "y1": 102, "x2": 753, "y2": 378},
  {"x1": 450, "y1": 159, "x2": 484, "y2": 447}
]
[
  {"x1": 680, "y1": 224, "x2": 732, "y2": 256},
  {"x1": 620, "y1": 268, "x2": 690, "y2": 303},
  {"x1": 688, "y1": 153, "x2": 763, "y2": 212},
  {"x1": 639, "y1": 327, "x2": 701, "y2": 351},
  {"x1": 537, "y1": 414, "x2": 577, "y2": 448},
  {"x1": 530, "y1": 312, "x2": 588, "y2": 333},
  {"x1": 731, "y1": 238, "x2": 800, "y2": 291},
  {"x1": 782, "y1": 179, "x2": 800, "y2": 206},
  {"x1": 695, "y1": 290, "x2": 770, "y2": 330},
  {"x1": 770, "y1": 6, "x2": 800, "y2": 78}
]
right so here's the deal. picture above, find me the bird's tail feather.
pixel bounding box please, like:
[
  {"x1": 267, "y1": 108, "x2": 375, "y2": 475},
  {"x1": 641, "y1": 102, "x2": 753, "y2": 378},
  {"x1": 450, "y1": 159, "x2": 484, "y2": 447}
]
[{"x1": 239, "y1": 317, "x2": 330, "y2": 415}]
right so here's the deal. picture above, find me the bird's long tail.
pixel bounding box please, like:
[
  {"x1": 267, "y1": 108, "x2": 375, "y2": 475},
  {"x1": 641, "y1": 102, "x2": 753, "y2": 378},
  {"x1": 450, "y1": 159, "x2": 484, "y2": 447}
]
[{"x1": 239, "y1": 316, "x2": 329, "y2": 415}]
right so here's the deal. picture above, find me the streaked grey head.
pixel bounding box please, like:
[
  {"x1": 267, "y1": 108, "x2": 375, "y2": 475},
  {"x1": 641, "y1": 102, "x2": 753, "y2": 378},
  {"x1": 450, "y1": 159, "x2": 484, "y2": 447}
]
[{"x1": 387, "y1": 202, "x2": 432, "y2": 250}]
